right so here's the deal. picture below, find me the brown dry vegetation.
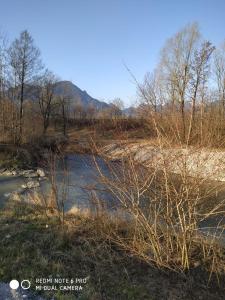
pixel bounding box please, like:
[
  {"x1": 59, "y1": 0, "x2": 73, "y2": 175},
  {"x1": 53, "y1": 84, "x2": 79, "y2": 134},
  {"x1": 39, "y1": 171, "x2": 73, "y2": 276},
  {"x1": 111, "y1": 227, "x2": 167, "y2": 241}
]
[{"x1": 0, "y1": 200, "x2": 224, "y2": 300}]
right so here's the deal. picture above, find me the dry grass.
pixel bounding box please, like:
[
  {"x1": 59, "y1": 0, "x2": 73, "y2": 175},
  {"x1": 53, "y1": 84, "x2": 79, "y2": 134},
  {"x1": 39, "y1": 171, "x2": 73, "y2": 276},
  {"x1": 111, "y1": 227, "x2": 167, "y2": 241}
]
[
  {"x1": 0, "y1": 200, "x2": 224, "y2": 299},
  {"x1": 94, "y1": 141, "x2": 225, "y2": 279}
]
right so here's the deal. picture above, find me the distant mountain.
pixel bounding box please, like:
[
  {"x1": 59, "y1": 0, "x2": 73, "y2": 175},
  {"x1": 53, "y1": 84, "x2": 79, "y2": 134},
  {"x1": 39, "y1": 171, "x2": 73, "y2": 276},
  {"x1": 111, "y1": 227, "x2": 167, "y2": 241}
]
[
  {"x1": 9, "y1": 80, "x2": 110, "y2": 111},
  {"x1": 52, "y1": 81, "x2": 109, "y2": 110},
  {"x1": 9, "y1": 80, "x2": 138, "y2": 116}
]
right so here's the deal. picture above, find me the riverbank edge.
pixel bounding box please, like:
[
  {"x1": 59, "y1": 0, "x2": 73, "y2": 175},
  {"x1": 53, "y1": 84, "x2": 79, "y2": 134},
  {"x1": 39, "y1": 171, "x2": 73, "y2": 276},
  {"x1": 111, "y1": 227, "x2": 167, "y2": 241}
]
[{"x1": 102, "y1": 141, "x2": 225, "y2": 182}]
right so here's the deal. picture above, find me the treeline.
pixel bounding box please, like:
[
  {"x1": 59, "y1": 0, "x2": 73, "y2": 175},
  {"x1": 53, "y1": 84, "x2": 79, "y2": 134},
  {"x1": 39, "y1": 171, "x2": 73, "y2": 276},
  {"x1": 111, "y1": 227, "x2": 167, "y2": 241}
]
[
  {"x1": 1, "y1": 24, "x2": 225, "y2": 147},
  {"x1": 137, "y1": 23, "x2": 225, "y2": 146},
  {"x1": 0, "y1": 30, "x2": 128, "y2": 144}
]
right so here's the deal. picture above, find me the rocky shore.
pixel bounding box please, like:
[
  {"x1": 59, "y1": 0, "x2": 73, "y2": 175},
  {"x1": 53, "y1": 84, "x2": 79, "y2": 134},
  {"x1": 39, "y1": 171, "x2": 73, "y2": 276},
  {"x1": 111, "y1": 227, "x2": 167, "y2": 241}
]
[{"x1": 0, "y1": 167, "x2": 47, "y2": 202}]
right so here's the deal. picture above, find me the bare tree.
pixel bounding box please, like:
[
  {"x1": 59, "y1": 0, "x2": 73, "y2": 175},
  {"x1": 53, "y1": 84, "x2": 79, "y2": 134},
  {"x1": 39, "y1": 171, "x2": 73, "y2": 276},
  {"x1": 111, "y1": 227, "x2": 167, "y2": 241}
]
[
  {"x1": 38, "y1": 70, "x2": 58, "y2": 135},
  {"x1": 56, "y1": 87, "x2": 71, "y2": 136},
  {"x1": 0, "y1": 32, "x2": 8, "y2": 99},
  {"x1": 0, "y1": 32, "x2": 8, "y2": 141},
  {"x1": 87, "y1": 103, "x2": 96, "y2": 121},
  {"x1": 8, "y1": 30, "x2": 42, "y2": 144},
  {"x1": 59, "y1": 95, "x2": 68, "y2": 136},
  {"x1": 74, "y1": 98, "x2": 84, "y2": 119},
  {"x1": 214, "y1": 41, "x2": 225, "y2": 116},
  {"x1": 160, "y1": 23, "x2": 200, "y2": 142},
  {"x1": 139, "y1": 70, "x2": 165, "y2": 114},
  {"x1": 139, "y1": 72, "x2": 158, "y2": 113},
  {"x1": 187, "y1": 41, "x2": 215, "y2": 143},
  {"x1": 109, "y1": 98, "x2": 124, "y2": 119}
]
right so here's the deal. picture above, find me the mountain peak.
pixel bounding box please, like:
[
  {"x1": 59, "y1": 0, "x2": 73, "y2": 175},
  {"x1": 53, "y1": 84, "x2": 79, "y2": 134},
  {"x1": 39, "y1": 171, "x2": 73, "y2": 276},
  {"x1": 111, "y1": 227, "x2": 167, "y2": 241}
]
[{"x1": 53, "y1": 81, "x2": 109, "y2": 110}]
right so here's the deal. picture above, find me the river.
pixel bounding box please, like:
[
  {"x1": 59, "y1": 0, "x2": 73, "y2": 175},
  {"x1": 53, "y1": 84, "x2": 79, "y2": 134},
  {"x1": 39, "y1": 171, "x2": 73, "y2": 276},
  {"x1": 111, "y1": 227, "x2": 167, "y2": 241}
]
[
  {"x1": 0, "y1": 153, "x2": 224, "y2": 244},
  {"x1": 0, "y1": 154, "x2": 117, "y2": 212}
]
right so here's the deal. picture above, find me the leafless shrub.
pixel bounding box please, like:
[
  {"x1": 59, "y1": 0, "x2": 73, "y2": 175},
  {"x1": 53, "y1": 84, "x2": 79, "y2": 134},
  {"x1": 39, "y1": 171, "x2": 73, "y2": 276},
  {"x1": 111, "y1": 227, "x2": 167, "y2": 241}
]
[
  {"x1": 29, "y1": 149, "x2": 70, "y2": 225},
  {"x1": 93, "y1": 140, "x2": 225, "y2": 278}
]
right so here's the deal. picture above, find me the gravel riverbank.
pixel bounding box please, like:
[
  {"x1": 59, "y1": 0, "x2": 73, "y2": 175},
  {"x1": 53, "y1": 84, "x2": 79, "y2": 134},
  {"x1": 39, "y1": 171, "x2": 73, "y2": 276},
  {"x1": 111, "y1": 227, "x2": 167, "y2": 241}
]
[{"x1": 104, "y1": 142, "x2": 225, "y2": 181}]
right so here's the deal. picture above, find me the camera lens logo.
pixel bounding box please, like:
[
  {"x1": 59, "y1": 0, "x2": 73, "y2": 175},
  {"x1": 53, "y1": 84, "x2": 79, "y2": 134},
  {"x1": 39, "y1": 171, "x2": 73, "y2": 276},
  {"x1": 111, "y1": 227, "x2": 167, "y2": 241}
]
[
  {"x1": 9, "y1": 280, "x2": 19, "y2": 290},
  {"x1": 9, "y1": 279, "x2": 31, "y2": 290},
  {"x1": 21, "y1": 280, "x2": 31, "y2": 290}
]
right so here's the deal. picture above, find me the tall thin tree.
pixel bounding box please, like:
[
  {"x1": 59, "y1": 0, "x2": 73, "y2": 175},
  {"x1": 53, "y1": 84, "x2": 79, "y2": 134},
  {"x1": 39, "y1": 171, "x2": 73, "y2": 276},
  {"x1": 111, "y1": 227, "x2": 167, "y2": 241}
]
[
  {"x1": 38, "y1": 70, "x2": 58, "y2": 135},
  {"x1": 9, "y1": 30, "x2": 42, "y2": 144}
]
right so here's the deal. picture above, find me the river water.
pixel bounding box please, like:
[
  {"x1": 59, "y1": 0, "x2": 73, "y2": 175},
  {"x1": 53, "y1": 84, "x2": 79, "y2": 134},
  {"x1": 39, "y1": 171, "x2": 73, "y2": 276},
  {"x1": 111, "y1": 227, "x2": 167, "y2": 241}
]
[
  {"x1": 0, "y1": 153, "x2": 224, "y2": 244},
  {"x1": 0, "y1": 176, "x2": 25, "y2": 208},
  {"x1": 44, "y1": 153, "x2": 118, "y2": 212},
  {"x1": 0, "y1": 154, "x2": 117, "y2": 212}
]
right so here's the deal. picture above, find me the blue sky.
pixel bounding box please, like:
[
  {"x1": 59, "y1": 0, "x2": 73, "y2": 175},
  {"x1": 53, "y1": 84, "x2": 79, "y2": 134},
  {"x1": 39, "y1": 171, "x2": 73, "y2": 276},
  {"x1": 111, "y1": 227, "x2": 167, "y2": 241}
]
[{"x1": 0, "y1": 0, "x2": 225, "y2": 107}]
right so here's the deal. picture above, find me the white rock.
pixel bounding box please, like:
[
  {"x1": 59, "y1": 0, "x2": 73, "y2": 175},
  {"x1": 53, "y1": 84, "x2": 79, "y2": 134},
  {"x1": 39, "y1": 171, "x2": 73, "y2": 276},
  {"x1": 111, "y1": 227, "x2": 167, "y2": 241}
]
[
  {"x1": 4, "y1": 193, "x2": 11, "y2": 198},
  {"x1": 26, "y1": 181, "x2": 40, "y2": 189},
  {"x1": 36, "y1": 168, "x2": 45, "y2": 177}
]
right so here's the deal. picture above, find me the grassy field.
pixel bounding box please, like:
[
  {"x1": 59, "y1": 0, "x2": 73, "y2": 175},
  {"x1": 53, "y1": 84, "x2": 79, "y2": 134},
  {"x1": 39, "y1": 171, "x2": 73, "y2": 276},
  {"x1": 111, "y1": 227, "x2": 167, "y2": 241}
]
[{"x1": 0, "y1": 200, "x2": 224, "y2": 300}]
